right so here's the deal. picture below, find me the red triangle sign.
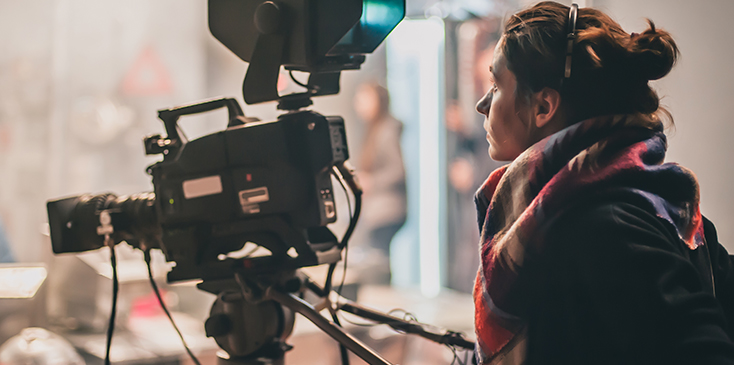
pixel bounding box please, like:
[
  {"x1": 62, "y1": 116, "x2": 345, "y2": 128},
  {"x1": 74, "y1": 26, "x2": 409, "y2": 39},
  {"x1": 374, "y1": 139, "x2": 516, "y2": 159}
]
[{"x1": 121, "y1": 46, "x2": 173, "y2": 96}]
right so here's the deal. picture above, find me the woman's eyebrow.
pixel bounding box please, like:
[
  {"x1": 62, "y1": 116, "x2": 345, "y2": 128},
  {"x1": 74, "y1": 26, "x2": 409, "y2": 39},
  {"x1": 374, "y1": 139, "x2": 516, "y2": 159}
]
[{"x1": 489, "y1": 65, "x2": 498, "y2": 81}]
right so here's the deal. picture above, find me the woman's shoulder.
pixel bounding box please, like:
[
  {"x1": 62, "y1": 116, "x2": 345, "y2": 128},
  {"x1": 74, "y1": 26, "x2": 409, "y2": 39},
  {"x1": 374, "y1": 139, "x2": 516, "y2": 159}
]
[{"x1": 547, "y1": 195, "x2": 686, "y2": 256}]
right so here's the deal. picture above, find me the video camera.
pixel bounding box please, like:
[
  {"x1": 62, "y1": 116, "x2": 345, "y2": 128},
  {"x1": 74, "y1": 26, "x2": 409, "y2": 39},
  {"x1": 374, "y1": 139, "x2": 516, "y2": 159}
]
[
  {"x1": 48, "y1": 0, "x2": 404, "y2": 282},
  {"x1": 46, "y1": 1, "x2": 474, "y2": 364}
]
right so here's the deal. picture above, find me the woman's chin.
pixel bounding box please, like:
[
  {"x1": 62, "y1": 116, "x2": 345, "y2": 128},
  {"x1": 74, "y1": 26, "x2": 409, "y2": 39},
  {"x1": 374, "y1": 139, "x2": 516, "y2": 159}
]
[
  {"x1": 489, "y1": 147, "x2": 516, "y2": 162},
  {"x1": 488, "y1": 146, "x2": 503, "y2": 161}
]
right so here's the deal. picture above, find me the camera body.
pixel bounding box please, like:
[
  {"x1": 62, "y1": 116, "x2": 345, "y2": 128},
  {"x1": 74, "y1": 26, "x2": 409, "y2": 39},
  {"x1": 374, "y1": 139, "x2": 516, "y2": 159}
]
[
  {"x1": 148, "y1": 107, "x2": 349, "y2": 283},
  {"x1": 150, "y1": 110, "x2": 346, "y2": 230},
  {"x1": 48, "y1": 101, "x2": 350, "y2": 284}
]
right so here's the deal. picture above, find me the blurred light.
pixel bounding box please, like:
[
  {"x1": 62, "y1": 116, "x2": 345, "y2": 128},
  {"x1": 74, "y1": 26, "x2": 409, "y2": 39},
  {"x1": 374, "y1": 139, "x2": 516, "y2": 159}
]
[
  {"x1": 0, "y1": 266, "x2": 47, "y2": 298},
  {"x1": 387, "y1": 18, "x2": 446, "y2": 298}
]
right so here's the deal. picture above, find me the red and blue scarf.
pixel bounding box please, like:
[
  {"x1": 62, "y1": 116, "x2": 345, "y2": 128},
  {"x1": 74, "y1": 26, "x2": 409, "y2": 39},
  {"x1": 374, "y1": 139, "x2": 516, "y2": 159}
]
[{"x1": 473, "y1": 114, "x2": 704, "y2": 364}]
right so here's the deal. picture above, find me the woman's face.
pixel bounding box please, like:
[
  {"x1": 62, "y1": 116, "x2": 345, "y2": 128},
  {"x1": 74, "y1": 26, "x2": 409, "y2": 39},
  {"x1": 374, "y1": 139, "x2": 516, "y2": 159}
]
[{"x1": 475, "y1": 42, "x2": 534, "y2": 162}]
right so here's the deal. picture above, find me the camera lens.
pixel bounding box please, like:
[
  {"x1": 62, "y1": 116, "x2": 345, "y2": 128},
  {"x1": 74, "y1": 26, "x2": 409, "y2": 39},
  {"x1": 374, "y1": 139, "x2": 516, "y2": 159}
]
[{"x1": 47, "y1": 193, "x2": 159, "y2": 254}]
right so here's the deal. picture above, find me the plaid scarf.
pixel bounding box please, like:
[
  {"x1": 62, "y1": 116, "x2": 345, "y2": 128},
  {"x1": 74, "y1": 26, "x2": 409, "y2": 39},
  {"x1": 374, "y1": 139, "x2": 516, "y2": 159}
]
[{"x1": 473, "y1": 114, "x2": 704, "y2": 364}]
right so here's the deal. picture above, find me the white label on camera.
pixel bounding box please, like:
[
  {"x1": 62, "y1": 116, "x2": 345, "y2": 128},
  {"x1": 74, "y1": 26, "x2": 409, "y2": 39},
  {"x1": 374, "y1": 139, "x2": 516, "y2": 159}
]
[
  {"x1": 182, "y1": 175, "x2": 223, "y2": 199},
  {"x1": 239, "y1": 187, "x2": 270, "y2": 205}
]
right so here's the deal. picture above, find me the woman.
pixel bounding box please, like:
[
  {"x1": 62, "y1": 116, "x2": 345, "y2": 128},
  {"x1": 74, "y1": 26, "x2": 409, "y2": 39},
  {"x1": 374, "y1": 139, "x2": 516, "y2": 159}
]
[
  {"x1": 353, "y1": 82, "x2": 407, "y2": 284},
  {"x1": 472, "y1": 2, "x2": 734, "y2": 364}
]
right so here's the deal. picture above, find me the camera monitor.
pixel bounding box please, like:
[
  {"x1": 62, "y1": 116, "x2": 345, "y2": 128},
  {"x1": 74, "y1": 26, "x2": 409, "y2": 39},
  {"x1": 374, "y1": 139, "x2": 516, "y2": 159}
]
[{"x1": 208, "y1": 0, "x2": 405, "y2": 104}]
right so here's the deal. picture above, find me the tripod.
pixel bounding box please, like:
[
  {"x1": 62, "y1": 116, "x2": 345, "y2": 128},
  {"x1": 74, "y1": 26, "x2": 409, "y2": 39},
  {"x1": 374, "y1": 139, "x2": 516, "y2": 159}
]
[{"x1": 199, "y1": 272, "x2": 475, "y2": 365}]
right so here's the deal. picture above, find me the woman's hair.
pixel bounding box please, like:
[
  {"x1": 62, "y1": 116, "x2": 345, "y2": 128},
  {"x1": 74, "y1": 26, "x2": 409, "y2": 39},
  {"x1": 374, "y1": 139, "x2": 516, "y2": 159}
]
[{"x1": 501, "y1": 1, "x2": 678, "y2": 122}]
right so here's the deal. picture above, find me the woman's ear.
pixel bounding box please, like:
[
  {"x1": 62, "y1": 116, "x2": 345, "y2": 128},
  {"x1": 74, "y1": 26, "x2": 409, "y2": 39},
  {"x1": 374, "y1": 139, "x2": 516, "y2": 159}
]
[{"x1": 532, "y1": 87, "x2": 562, "y2": 129}]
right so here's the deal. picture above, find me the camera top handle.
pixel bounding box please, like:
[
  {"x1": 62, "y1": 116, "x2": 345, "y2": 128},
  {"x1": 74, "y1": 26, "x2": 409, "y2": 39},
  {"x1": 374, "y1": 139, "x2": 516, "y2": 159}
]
[{"x1": 145, "y1": 97, "x2": 246, "y2": 157}]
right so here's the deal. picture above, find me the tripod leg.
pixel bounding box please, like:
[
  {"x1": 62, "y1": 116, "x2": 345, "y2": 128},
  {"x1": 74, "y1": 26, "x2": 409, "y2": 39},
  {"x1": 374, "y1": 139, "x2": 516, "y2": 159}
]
[
  {"x1": 305, "y1": 276, "x2": 476, "y2": 351},
  {"x1": 265, "y1": 287, "x2": 394, "y2": 365}
]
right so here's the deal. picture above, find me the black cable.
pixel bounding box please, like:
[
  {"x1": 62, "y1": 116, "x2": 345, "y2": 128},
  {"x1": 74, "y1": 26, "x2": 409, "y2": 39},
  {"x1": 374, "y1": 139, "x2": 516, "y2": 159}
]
[
  {"x1": 144, "y1": 250, "x2": 202, "y2": 365},
  {"x1": 337, "y1": 314, "x2": 380, "y2": 327},
  {"x1": 332, "y1": 169, "x2": 354, "y2": 298},
  {"x1": 337, "y1": 243, "x2": 349, "y2": 297},
  {"x1": 325, "y1": 263, "x2": 337, "y2": 296},
  {"x1": 338, "y1": 304, "x2": 471, "y2": 364},
  {"x1": 337, "y1": 307, "x2": 419, "y2": 330},
  {"x1": 339, "y1": 192, "x2": 361, "y2": 249},
  {"x1": 448, "y1": 344, "x2": 472, "y2": 365},
  {"x1": 387, "y1": 309, "x2": 418, "y2": 323},
  {"x1": 449, "y1": 344, "x2": 472, "y2": 365},
  {"x1": 326, "y1": 164, "x2": 362, "y2": 365},
  {"x1": 335, "y1": 303, "x2": 471, "y2": 365},
  {"x1": 333, "y1": 165, "x2": 362, "y2": 250},
  {"x1": 329, "y1": 168, "x2": 356, "y2": 365},
  {"x1": 448, "y1": 345, "x2": 461, "y2": 365},
  {"x1": 289, "y1": 70, "x2": 310, "y2": 89},
  {"x1": 104, "y1": 244, "x2": 119, "y2": 365},
  {"x1": 330, "y1": 312, "x2": 351, "y2": 365},
  {"x1": 325, "y1": 167, "x2": 355, "y2": 293}
]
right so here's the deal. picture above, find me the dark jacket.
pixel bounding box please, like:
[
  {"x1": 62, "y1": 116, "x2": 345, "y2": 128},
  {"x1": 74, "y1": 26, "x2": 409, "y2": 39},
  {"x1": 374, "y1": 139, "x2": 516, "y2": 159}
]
[{"x1": 525, "y1": 198, "x2": 734, "y2": 364}]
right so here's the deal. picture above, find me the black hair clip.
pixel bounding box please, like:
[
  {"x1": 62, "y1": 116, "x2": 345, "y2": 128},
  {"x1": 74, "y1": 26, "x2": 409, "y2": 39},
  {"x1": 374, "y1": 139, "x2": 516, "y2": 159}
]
[{"x1": 564, "y1": 3, "x2": 579, "y2": 80}]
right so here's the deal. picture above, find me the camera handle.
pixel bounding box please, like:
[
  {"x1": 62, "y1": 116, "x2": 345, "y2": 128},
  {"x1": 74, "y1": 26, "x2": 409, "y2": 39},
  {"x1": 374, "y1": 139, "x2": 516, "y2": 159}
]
[
  {"x1": 146, "y1": 97, "x2": 246, "y2": 156},
  {"x1": 157, "y1": 97, "x2": 245, "y2": 139}
]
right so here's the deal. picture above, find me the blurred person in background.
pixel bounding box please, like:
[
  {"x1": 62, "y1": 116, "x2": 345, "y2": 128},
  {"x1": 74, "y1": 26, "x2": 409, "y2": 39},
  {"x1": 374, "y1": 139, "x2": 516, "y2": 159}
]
[
  {"x1": 352, "y1": 82, "x2": 407, "y2": 285},
  {"x1": 472, "y1": 1, "x2": 734, "y2": 364}
]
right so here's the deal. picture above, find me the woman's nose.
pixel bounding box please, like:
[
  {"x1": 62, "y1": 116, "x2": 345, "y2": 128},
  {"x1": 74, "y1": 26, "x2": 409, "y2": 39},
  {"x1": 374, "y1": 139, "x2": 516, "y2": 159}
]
[{"x1": 476, "y1": 90, "x2": 492, "y2": 116}]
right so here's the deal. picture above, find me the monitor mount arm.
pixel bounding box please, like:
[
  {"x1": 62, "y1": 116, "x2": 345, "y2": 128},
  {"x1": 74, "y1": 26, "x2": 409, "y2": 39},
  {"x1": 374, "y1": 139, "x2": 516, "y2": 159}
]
[{"x1": 243, "y1": 1, "x2": 343, "y2": 106}]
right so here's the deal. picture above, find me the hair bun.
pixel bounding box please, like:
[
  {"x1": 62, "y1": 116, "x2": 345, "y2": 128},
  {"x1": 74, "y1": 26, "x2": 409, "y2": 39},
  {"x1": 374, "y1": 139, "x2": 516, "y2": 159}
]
[{"x1": 627, "y1": 20, "x2": 679, "y2": 81}]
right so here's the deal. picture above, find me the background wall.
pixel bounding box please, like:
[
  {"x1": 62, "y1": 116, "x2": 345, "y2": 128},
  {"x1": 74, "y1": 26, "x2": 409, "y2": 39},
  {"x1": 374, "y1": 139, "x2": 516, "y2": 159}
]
[{"x1": 0, "y1": 0, "x2": 211, "y2": 263}]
